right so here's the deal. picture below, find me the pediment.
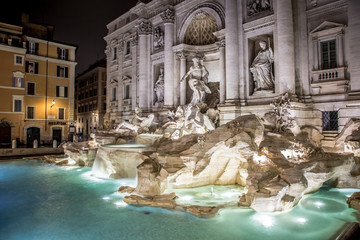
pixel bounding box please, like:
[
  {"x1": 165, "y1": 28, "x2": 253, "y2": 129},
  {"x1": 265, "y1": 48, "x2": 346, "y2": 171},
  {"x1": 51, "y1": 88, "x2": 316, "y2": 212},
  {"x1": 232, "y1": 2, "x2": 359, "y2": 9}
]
[
  {"x1": 310, "y1": 21, "x2": 346, "y2": 34},
  {"x1": 110, "y1": 79, "x2": 118, "y2": 85}
]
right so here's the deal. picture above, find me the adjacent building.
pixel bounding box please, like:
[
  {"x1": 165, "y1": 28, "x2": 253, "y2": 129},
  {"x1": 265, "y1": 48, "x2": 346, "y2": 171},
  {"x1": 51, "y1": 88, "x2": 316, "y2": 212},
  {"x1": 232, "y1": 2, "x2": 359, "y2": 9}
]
[
  {"x1": 104, "y1": 0, "x2": 360, "y2": 143},
  {"x1": 75, "y1": 59, "x2": 107, "y2": 139},
  {"x1": 0, "y1": 14, "x2": 77, "y2": 146}
]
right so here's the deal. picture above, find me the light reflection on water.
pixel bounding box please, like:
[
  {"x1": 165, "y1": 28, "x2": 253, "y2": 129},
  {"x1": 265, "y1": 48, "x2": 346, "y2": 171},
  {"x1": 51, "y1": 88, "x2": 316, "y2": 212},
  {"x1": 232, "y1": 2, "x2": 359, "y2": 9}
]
[{"x1": 0, "y1": 160, "x2": 359, "y2": 240}]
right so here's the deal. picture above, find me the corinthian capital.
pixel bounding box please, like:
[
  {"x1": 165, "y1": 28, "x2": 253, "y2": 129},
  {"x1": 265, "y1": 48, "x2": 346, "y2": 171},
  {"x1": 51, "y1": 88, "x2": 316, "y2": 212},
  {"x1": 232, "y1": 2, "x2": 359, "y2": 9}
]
[
  {"x1": 138, "y1": 20, "x2": 153, "y2": 35},
  {"x1": 216, "y1": 38, "x2": 226, "y2": 48},
  {"x1": 161, "y1": 8, "x2": 175, "y2": 23}
]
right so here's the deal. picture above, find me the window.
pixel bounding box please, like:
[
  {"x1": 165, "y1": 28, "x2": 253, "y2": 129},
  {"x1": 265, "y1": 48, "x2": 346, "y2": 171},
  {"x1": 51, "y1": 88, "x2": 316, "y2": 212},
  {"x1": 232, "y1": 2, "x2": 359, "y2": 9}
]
[
  {"x1": 57, "y1": 66, "x2": 68, "y2": 78},
  {"x1": 78, "y1": 107, "x2": 81, "y2": 113},
  {"x1": 124, "y1": 84, "x2": 130, "y2": 99},
  {"x1": 58, "y1": 108, "x2": 65, "y2": 120},
  {"x1": 104, "y1": 88, "x2": 106, "y2": 95},
  {"x1": 27, "y1": 106, "x2": 35, "y2": 119},
  {"x1": 27, "y1": 41, "x2": 37, "y2": 55},
  {"x1": 321, "y1": 40, "x2": 337, "y2": 70},
  {"x1": 103, "y1": 103, "x2": 106, "y2": 111},
  {"x1": 125, "y1": 41, "x2": 131, "y2": 55},
  {"x1": 13, "y1": 77, "x2": 24, "y2": 88},
  {"x1": 58, "y1": 48, "x2": 68, "y2": 60},
  {"x1": 113, "y1": 47, "x2": 117, "y2": 60},
  {"x1": 56, "y1": 86, "x2": 68, "y2": 98},
  {"x1": 94, "y1": 88, "x2": 97, "y2": 96},
  {"x1": 112, "y1": 87, "x2": 117, "y2": 101},
  {"x1": 94, "y1": 75, "x2": 97, "y2": 82},
  {"x1": 322, "y1": 111, "x2": 338, "y2": 131},
  {"x1": 26, "y1": 61, "x2": 38, "y2": 74},
  {"x1": 27, "y1": 82, "x2": 35, "y2": 95},
  {"x1": 15, "y1": 55, "x2": 23, "y2": 66},
  {"x1": 89, "y1": 104, "x2": 93, "y2": 111},
  {"x1": 14, "y1": 99, "x2": 22, "y2": 112}
]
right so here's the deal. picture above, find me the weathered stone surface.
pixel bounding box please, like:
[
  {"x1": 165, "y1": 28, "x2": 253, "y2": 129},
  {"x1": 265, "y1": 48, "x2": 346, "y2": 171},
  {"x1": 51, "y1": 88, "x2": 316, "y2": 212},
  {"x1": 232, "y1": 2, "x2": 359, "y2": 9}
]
[
  {"x1": 118, "y1": 186, "x2": 135, "y2": 193},
  {"x1": 182, "y1": 205, "x2": 220, "y2": 218},
  {"x1": 124, "y1": 192, "x2": 177, "y2": 208},
  {"x1": 347, "y1": 192, "x2": 360, "y2": 211},
  {"x1": 92, "y1": 146, "x2": 144, "y2": 179},
  {"x1": 165, "y1": 115, "x2": 263, "y2": 188},
  {"x1": 63, "y1": 141, "x2": 98, "y2": 167},
  {"x1": 134, "y1": 158, "x2": 168, "y2": 196}
]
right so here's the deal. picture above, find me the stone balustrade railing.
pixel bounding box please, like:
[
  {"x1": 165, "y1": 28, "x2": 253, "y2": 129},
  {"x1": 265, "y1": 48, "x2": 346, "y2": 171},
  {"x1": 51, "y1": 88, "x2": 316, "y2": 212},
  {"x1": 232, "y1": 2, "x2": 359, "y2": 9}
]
[{"x1": 312, "y1": 67, "x2": 346, "y2": 82}]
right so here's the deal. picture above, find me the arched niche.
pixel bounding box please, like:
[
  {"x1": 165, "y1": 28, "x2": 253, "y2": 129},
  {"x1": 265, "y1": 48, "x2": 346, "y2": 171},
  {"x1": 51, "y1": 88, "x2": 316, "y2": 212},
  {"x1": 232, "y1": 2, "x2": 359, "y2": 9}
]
[{"x1": 178, "y1": 2, "x2": 225, "y2": 45}]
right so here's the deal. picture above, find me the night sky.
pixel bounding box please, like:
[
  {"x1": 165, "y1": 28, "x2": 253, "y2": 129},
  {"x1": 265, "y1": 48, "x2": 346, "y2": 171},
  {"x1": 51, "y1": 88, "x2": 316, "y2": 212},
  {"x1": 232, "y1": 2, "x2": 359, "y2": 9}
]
[{"x1": 1, "y1": 1, "x2": 138, "y2": 75}]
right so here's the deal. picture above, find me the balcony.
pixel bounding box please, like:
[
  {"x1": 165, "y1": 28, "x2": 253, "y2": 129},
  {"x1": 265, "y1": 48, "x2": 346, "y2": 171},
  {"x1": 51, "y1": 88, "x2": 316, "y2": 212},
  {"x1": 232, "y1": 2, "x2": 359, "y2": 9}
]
[
  {"x1": 123, "y1": 99, "x2": 131, "y2": 106},
  {"x1": 110, "y1": 100, "x2": 118, "y2": 108},
  {"x1": 312, "y1": 67, "x2": 346, "y2": 83},
  {"x1": 311, "y1": 67, "x2": 348, "y2": 95}
]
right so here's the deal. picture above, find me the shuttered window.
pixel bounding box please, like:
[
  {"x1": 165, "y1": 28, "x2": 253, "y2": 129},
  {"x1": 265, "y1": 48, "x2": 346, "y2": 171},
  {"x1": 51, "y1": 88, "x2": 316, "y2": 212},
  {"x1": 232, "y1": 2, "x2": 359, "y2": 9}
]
[{"x1": 56, "y1": 86, "x2": 68, "y2": 98}]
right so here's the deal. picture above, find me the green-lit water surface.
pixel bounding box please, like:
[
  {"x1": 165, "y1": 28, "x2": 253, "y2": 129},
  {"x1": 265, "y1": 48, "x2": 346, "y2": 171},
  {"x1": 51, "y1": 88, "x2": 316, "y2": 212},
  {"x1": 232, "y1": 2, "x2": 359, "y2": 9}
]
[{"x1": 0, "y1": 160, "x2": 359, "y2": 240}]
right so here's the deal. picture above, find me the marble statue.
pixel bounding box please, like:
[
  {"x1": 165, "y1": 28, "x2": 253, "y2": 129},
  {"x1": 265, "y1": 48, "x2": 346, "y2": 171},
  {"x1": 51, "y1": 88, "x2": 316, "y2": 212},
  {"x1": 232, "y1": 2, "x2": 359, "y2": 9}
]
[
  {"x1": 181, "y1": 57, "x2": 211, "y2": 106},
  {"x1": 154, "y1": 67, "x2": 164, "y2": 103},
  {"x1": 247, "y1": 0, "x2": 271, "y2": 16},
  {"x1": 153, "y1": 27, "x2": 164, "y2": 50},
  {"x1": 115, "y1": 107, "x2": 155, "y2": 133},
  {"x1": 250, "y1": 40, "x2": 274, "y2": 92}
]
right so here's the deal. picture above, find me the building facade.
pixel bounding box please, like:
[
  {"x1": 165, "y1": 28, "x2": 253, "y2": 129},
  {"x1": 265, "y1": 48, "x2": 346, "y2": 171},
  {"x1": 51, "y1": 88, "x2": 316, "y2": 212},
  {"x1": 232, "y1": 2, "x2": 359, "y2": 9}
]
[
  {"x1": 0, "y1": 14, "x2": 77, "y2": 146},
  {"x1": 75, "y1": 59, "x2": 107, "y2": 140},
  {"x1": 104, "y1": 0, "x2": 360, "y2": 138}
]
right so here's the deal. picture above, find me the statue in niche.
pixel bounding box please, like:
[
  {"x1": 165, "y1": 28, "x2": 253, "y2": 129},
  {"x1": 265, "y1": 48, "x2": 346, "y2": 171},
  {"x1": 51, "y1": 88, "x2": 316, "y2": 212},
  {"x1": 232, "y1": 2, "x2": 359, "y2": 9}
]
[
  {"x1": 154, "y1": 67, "x2": 164, "y2": 103},
  {"x1": 153, "y1": 27, "x2": 164, "y2": 50},
  {"x1": 250, "y1": 39, "x2": 274, "y2": 92},
  {"x1": 114, "y1": 107, "x2": 154, "y2": 133},
  {"x1": 181, "y1": 57, "x2": 211, "y2": 106},
  {"x1": 247, "y1": 0, "x2": 271, "y2": 17}
]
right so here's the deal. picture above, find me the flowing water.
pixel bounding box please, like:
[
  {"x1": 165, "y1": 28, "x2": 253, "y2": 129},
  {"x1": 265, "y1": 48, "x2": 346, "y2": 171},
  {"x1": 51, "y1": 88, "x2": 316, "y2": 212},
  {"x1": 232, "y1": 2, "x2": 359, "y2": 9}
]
[{"x1": 0, "y1": 160, "x2": 359, "y2": 240}]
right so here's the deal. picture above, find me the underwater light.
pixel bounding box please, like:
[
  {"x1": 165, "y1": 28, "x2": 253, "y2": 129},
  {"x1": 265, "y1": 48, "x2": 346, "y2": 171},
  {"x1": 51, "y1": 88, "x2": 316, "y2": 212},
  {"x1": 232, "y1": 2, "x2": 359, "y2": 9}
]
[
  {"x1": 253, "y1": 214, "x2": 275, "y2": 228},
  {"x1": 115, "y1": 201, "x2": 127, "y2": 207},
  {"x1": 297, "y1": 217, "x2": 307, "y2": 224},
  {"x1": 314, "y1": 201, "x2": 324, "y2": 208},
  {"x1": 103, "y1": 197, "x2": 110, "y2": 200}
]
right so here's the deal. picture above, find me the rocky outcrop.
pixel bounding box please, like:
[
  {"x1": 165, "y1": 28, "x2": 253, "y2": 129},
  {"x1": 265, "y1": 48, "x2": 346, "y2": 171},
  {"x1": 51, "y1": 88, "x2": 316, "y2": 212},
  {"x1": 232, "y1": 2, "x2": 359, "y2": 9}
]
[
  {"x1": 123, "y1": 192, "x2": 220, "y2": 217},
  {"x1": 134, "y1": 158, "x2": 168, "y2": 196},
  {"x1": 347, "y1": 192, "x2": 360, "y2": 212},
  {"x1": 91, "y1": 146, "x2": 144, "y2": 179},
  {"x1": 62, "y1": 141, "x2": 98, "y2": 166},
  {"x1": 160, "y1": 114, "x2": 263, "y2": 188}
]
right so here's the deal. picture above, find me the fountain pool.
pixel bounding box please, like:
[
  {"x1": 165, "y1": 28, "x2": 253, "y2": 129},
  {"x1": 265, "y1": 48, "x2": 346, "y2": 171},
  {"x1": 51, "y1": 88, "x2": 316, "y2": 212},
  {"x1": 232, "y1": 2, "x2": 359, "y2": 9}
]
[{"x1": 0, "y1": 160, "x2": 359, "y2": 240}]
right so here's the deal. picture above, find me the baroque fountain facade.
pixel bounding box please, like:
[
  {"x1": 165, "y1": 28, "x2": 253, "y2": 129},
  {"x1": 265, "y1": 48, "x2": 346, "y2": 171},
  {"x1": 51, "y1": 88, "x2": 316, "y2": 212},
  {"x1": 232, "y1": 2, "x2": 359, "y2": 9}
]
[{"x1": 63, "y1": 0, "x2": 360, "y2": 217}]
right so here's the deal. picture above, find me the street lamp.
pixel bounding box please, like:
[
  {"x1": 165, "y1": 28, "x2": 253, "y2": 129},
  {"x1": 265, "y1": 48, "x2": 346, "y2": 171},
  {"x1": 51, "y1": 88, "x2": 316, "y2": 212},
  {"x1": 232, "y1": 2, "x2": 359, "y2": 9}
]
[{"x1": 50, "y1": 100, "x2": 55, "y2": 108}]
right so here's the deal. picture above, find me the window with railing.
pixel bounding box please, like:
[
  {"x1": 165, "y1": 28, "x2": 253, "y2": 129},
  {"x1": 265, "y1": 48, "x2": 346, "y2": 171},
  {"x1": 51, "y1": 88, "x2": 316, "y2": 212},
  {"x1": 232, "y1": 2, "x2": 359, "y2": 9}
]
[{"x1": 321, "y1": 40, "x2": 336, "y2": 70}]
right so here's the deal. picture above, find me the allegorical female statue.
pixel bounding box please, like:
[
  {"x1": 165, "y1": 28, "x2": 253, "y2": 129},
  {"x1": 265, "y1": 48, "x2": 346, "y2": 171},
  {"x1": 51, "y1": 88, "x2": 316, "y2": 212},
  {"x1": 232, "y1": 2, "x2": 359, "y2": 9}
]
[
  {"x1": 250, "y1": 39, "x2": 274, "y2": 92},
  {"x1": 181, "y1": 57, "x2": 211, "y2": 106},
  {"x1": 154, "y1": 67, "x2": 164, "y2": 103}
]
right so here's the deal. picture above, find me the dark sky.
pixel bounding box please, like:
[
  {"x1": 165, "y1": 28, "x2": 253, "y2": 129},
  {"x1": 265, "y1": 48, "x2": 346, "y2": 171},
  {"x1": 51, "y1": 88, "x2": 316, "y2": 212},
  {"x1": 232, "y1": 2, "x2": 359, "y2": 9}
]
[{"x1": 1, "y1": 1, "x2": 138, "y2": 75}]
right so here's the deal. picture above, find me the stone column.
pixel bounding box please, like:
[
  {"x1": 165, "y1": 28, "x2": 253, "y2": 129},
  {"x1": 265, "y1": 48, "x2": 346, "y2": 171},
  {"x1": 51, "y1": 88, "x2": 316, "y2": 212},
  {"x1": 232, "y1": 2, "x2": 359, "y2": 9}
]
[
  {"x1": 161, "y1": 8, "x2": 175, "y2": 108},
  {"x1": 117, "y1": 40, "x2": 124, "y2": 112},
  {"x1": 174, "y1": 54, "x2": 180, "y2": 106},
  {"x1": 348, "y1": 0, "x2": 360, "y2": 93},
  {"x1": 131, "y1": 34, "x2": 138, "y2": 110},
  {"x1": 217, "y1": 39, "x2": 226, "y2": 104},
  {"x1": 225, "y1": 0, "x2": 239, "y2": 102},
  {"x1": 137, "y1": 20, "x2": 152, "y2": 109},
  {"x1": 179, "y1": 51, "x2": 187, "y2": 105},
  {"x1": 336, "y1": 33, "x2": 344, "y2": 67},
  {"x1": 105, "y1": 46, "x2": 111, "y2": 114},
  {"x1": 276, "y1": 0, "x2": 296, "y2": 95}
]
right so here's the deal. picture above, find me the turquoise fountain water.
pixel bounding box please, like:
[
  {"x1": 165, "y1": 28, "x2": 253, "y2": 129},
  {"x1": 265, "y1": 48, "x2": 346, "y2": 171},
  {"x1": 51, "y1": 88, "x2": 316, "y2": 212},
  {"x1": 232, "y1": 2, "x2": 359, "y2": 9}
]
[{"x1": 0, "y1": 160, "x2": 359, "y2": 240}]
